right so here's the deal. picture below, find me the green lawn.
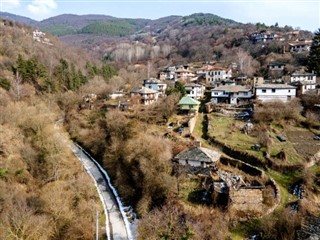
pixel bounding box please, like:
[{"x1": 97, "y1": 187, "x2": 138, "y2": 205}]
[{"x1": 207, "y1": 115, "x2": 264, "y2": 160}]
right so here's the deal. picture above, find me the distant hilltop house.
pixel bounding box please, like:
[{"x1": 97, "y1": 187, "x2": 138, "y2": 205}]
[
  {"x1": 33, "y1": 29, "x2": 53, "y2": 45},
  {"x1": 143, "y1": 78, "x2": 167, "y2": 96},
  {"x1": 178, "y1": 96, "x2": 201, "y2": 113},
  {"x1": 268, "y1": 62, "x2": 286, "y2": 78},
  {"x1": 268, "y1": 62, "x2": 285, "y2": 71},
  {"x1": 130, "y1": 86, "x2": 159, "y2": 105},
  {"x1": 184, "y1": 83, "x2": 206, "y2": 99},
  {"x1": 159, "y1": 65, "x2": 193, "y2": 81},
  {"x1": 287, "y1": 40, "x2": 312, "y2": 53},
  {"x1": 175, "y1": 67, "x2": 195, "y2": 80},
  {"x1": 255, "y1": 84, "x2": 296, "y2": 102},
  {"x1": 211, "y1": 85, "x2": 253, "y2": 105},
  {"x1": 174, "y1": 146, "x2": 221, "y2": 168},
  {"x1": 289, "y1": 72, "x2": 317, "y2": 95},
  {"x1": 249, "y1": 31, "x2": 285, "y2": 43},
  {"x1": 159, "y1": 66, "x2": 176, "y2": 80}
]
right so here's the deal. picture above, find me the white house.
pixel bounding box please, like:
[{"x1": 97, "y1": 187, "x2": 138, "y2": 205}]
[
  {"x1": 289, "y1": 72, "x2": 316, "y2": 95},
  {"x1": 184, "y1": 83, "x2": 206, "y2": 99},
  {"x1": 255, "y1": 84, "x2": 296, "y2": 102},
  {"x1": 195, "y1": 66, "x2": 232, "y2": 85},
  {"x1": 206, "y1": 67, "x2": 232, "y2": 85},
  {"x1": 174, "y1": 147, "x2": 221, "y2": 168},
  {"x1": 250, "y1": 31, "x2": 276, "y2": 43},
  {"x1": 143, "y1": 78, "x2": 167, "y2": 96},
  {"x1": 211, "y1": 85, "x2": 253, "y2": 105},
  {"x1": 130, "y1": 87, "x2": 159, "y2": 105},
  {"x1": 175, "y1": 69, "x2": 194, "y2": 80}
]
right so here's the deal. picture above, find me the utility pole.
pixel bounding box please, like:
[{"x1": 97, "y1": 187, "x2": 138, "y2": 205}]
[{"x1": 96, "y1": 210, "x2": 99, "y2": 240}]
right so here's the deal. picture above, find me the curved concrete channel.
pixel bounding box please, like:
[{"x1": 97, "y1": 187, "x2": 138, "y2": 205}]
[{"x1": 70, "y1": 143, "x2": 134, "y2": 240}]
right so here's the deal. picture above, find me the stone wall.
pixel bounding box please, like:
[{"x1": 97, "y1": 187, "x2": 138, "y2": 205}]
[
  {"x1": 229, "y1": 188, "x2": 264, "y2": 218},
  {"x1": 188, "y1": 115, "x2": 197, "y2": 134}
]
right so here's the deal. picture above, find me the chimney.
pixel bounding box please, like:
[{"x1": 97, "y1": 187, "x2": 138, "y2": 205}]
[{"x1": 195, "y1": 140, "x2": 202, "y2": 147}]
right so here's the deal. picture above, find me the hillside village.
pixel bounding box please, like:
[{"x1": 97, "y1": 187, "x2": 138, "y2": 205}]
[
  {"x1": 91, "y1": 28, "x2": 320, "y2": 239},
  {"x1": 0, "y1": 13, "x2": 319, "y2": 240},
  {"x1": 106, "y1": 60, "x2": 317, "y2": 110}
]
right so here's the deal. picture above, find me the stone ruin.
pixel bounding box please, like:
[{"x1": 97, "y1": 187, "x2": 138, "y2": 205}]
[
  {"x1": 81, "y1": 93, "x2": 97, "y2": 110},
  {"x1": 214, "y1": 170, "x2": 265, "y2": 219}
]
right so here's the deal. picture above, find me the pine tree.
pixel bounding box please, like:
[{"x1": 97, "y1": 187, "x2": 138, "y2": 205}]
[{"x1": 307, "y1": 29, "x2": 320, "y2": 75}]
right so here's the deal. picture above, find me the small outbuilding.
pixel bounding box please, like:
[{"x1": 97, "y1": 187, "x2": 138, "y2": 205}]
[{"x1": 174, "y1": 147, "x2": 221, "y2": 168}]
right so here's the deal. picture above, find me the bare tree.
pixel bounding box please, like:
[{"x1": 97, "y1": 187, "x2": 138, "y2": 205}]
[{"x1": 13, "y1": 71, "x2": 22, "y2": 101}]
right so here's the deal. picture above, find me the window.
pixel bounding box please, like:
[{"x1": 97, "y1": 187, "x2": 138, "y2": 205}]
[
  {"x1": 214, "y1": 92, "x2": 218, "y2": 95},
  {"x1": 288, "y1": 90, "x2": 291, "y2": 93},
  {"x1": 272, "y1": 89, "x2": 276, "y2": 93},
  {"x1": 262, "y1": 89, "x2": 266, "y2": 93},
  {"x1": 243, "y1": 92, "x2": 248, "y2": 96}
]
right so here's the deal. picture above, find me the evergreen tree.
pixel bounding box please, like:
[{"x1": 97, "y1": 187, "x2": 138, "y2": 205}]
[
  {"x1": 15, "y1": 55, "x2": 48, "y2": 90},
  {"x1": 307, "y1": 29, "x2": 320, "y2": 75},
  {"x1": 100, "y1": 64, "x2": 117, "y2": 81},
  {"x1": 166, "y1": 81, "x2": 186, "y2": 97}
]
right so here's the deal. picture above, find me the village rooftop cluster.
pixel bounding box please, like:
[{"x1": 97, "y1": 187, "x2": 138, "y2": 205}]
[{"x1": 108, "y1": 61, "x2": 317, "y2": 114}]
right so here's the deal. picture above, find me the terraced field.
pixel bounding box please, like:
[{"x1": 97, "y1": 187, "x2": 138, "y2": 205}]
[{"x1": 286, "y1": 129, "x2": 320, "y2": 159}]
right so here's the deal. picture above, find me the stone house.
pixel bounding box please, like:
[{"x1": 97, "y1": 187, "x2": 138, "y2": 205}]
[
  {"x1": 174, "y1": 147, "x2": 221, "y2": 168},
  {"x1": 143, "y1": 78, "x2": 167, "y2": 96},
  {"x1": 211, "y1": 85, "x2": 253, "y2": 105},
  {"x1": 130, "y1": 87, "x2": 159, "y2": 105}
]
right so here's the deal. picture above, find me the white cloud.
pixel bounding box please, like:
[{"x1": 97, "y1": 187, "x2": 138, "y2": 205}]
[
  {"x1": 2, "y1": 0, "x2": 20, "y2": 9},
  {"x1": 27, "y1": 0, "x2": 57, "y2": 15}
]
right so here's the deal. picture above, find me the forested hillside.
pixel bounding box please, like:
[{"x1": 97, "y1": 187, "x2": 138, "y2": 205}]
[
  {"x1": 0, "y1": 19, "x2": 119, "y2": 239},
  {"x1": 2, "y1": 12, "x2": 313, "y2": 75},
  {"x1": 23, "y1": 12, "x2": 312, "y2": 76}
]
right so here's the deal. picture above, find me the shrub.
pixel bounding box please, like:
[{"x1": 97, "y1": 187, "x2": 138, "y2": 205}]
[
  {"x1": 0, "y1": 78, "x2": 11, "y2": 91},
  {"x1": 254, "y1": 99, "x2": 301, "y2": 124}
]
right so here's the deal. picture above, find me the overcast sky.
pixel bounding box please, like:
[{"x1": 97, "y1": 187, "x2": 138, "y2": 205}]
[{"x1": 1, "y1": 0, "x2": 319, "y2": 32}]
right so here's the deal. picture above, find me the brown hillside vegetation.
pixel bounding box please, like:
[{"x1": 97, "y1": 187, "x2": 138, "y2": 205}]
[
  {"x1": 0, "y1": 20, "x2": 105, "y2": 239},
  {"x1": 0, "y1": 88, "x2": 101, "y2": 239}
]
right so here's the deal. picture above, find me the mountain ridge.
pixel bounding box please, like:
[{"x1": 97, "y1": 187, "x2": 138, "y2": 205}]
[{"x1": 0, "y1": 12, "x2": 240, "y2": 37}]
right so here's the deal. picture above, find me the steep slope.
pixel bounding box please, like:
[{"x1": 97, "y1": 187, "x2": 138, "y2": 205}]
[{"x1": 0, "y1": 19, "x2": 114, "y2": 239}]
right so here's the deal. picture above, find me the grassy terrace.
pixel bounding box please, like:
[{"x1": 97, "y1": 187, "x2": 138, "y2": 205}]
[{"x1": 206, "y1": 114, "x2": 308, "y2": 165}]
